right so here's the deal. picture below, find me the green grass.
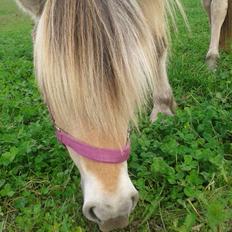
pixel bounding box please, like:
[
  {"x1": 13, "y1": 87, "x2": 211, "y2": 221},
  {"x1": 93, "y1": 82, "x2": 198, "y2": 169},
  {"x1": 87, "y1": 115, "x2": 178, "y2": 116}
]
[{"x1": 0, "y1": 0, "x2": 232, "y2": 231}]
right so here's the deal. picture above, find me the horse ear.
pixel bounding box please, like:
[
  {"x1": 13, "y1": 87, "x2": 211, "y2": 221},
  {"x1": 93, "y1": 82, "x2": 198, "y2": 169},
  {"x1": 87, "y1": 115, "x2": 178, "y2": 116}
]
[{"x1": 16, "y1": 0, "x2": 46, "y2": 20}]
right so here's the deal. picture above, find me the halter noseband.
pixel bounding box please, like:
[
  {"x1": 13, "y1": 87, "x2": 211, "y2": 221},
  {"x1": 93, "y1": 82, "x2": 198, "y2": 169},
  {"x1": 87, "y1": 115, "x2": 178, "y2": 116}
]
[
  {"x1": 56, "y1": 127, "x2": 130, "y2": 164},
  {"x1": 47, "y1": 103, "x2": 130, "y2": 163}
]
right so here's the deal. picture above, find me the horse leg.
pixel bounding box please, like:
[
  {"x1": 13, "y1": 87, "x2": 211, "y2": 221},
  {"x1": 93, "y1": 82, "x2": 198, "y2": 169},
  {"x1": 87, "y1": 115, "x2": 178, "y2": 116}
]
[
  {"x1": 15, "y1": 0, "x2": 46, "y2": 20},
  {"x1": 150, "y1": 48, "x2": 176, "y2": 122},
  {"x1": 202, "y1": 0, "x2": 212, "y2": 23},
  {"x1": 206, "y1": 0, "x2": 228, "y2": 70}
]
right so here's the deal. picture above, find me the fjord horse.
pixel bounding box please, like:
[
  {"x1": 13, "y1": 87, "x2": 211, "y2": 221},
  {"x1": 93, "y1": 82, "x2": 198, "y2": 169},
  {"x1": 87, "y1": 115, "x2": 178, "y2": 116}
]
[
  {"x1": 203, "y1": 0, "x2": 232, "y2": 70},
  {"x1": 15, "y1": 0, "x2": 182, "y2": 231}
]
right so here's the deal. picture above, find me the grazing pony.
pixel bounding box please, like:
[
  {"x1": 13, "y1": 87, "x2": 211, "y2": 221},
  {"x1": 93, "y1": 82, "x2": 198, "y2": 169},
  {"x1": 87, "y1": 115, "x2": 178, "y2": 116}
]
[
  {"x1": 203, "y1": 0, "x2": 232, "y2": 70},
  {"x1": 15, "y1": 0, "x2": 182, "y2": 231}
]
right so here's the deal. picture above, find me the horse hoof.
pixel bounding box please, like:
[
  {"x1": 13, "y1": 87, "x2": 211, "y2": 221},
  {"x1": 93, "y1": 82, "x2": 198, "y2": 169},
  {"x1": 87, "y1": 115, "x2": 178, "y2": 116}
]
[
  {"x1": 150, "y1": 108, "x2": 173, "y2": 122},
  {"x1": 150, "y1": 98, "x2": 177, "y2": 122},
  {"x1": 150, "y1": 101, "x2": 176, "y2": 122},
  {"x1": 206, "y1": 54, "x2": 219, "y2": 71}
]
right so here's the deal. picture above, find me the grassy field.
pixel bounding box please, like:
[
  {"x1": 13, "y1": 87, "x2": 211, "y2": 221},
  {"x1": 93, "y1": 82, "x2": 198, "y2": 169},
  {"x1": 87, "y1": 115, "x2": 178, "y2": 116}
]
[{"x1": 1, "y1": 0, "x2": 232, "y2": 231}]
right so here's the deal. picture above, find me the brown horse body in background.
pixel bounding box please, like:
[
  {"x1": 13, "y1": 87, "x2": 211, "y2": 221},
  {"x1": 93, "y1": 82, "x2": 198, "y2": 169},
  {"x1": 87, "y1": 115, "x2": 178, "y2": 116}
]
[{"x1": 203, "y1": 0, "x2": 232, "y2": 69}]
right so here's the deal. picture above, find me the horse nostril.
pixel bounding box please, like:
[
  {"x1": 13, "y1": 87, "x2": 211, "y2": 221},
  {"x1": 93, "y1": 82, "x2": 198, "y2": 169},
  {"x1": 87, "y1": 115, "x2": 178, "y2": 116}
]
[
  {"x1": 131, "y1": 193, "x2": 139, "y2": 210},
  {"x1": 88, "y1": 206, "x2": 101, "y2": 223}
]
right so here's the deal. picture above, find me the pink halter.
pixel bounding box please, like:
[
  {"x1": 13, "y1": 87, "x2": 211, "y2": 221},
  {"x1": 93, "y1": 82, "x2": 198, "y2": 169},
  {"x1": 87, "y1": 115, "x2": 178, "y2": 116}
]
[{"x1": 56, "y1": 128, "x2": 130, "y2": 163}]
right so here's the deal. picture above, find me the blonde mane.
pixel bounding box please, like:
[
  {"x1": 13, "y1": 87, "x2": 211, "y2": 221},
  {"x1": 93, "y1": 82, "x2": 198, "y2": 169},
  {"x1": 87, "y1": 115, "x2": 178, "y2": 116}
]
[{"x1": 34, "y1": 0, "x2": 182, "y2": 144}]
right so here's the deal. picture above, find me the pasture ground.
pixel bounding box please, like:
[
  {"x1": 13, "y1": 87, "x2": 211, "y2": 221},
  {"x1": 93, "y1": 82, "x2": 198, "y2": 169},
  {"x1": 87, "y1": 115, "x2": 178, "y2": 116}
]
[{"x1": 0, "y1": 0, "x2": 232, "y2": 231}]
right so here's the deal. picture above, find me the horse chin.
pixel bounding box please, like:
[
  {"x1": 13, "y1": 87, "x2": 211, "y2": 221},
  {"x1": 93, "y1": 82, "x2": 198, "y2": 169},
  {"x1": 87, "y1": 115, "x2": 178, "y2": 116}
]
[{"x1": 98, "y1": 216, "x2": 129, "y2": 232}]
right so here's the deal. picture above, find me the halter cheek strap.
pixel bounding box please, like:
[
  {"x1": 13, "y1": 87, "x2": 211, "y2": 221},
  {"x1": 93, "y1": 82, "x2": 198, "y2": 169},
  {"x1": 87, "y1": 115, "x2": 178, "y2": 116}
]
[{"x1": 56, "y1": 128, "x2": 130, "y2": 164}]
